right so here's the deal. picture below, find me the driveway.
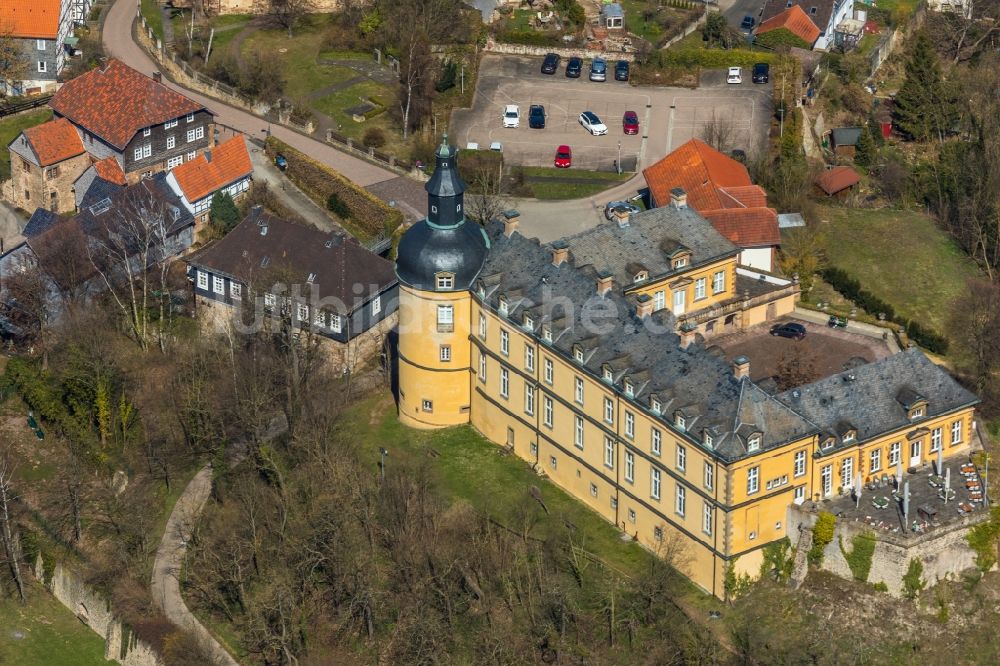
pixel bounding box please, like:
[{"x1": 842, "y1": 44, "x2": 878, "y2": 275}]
[{"x1": 720, "y1": 0, "x2": 767, "y2": 31}]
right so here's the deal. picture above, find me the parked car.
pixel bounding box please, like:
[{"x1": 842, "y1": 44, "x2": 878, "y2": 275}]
[
  {"x1": 589, "y1": 58, "x2": 607, "y2": 82},
  {"x1": 528, "y1": 104, "x2": 546, "y2": 129},
  {"x1": 615, "y1": 60, "x2": 630, "y2": 81},
  {"x1": 770, "y1": 322, "x2": 807, "y2": 340},
  {"x1": 727, "y1": 67, "x2": 743, "y2": 84},
  {"x1": 752, "y1": 62, "x2": 770, "y2": 84},
  {"x1": 489, "y1": 141, "x2": 503, "y2": 152},
  {"x1": 274, "y1": 153, "x2": 288, "y2": 171},
  {"x1": 828, "y1": 315, "x2": 848, "y2": 328},
  {"x1": 566, "y1": 57, "x2": 583, "y2": 78},
  {"x1": 741, "y1": 15, "x2": 755, "y2": 30},
  {"x1": 604, "y1": 200, "x2": 641, "y2": 220},
  {"x1": 622, "y1": 110, "x2": 639, "y2": 135},
  {"x1": 579, "y1": 111, "x2": 608, "y2": 135},
  {"x1": 541, "y1": 53, "x2": 560, "y2": 75},
  {"x1": 554, "y1": 145, "x2": 572, "y2": 168},
  {"x1": 502, "y1": 104, "x2": 520, "y2": 128}
]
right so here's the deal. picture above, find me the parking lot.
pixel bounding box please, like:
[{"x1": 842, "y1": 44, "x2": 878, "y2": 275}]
[{"x1": 452, "y1": 55, "x2": 772, "y2": 172}]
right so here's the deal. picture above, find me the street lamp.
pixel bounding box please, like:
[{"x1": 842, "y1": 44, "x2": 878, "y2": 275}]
[
  {"x1": 379, "y1": 447, "x2": 389, "y2": 482},
  {"x1": 617, "y1": 140, "x2": 622, "y2": 174}
]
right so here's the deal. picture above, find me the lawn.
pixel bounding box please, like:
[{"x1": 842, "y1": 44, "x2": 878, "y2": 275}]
[
  {"x1": 514, "y1": 166, "x2": 632, "y2": 200},
  {"x1": 140, "y1": 0, "x2": 163, "y2": 42},
  {"x1": 0, "y1": 108, "x2": 52, "y2": 182},
  {"x1": 810, "y1": 205, "x2": 981, "y2": 333},
  {"x1": 0, "y1": 583, "x2": 113, "y2": 666}
]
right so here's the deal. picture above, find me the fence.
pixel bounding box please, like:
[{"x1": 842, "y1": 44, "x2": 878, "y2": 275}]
[
  {"x1": 0, "y1": 94, "x2": 53, "y2": 119},
  {"x1": 326, "y1": 129, "x2": 413, "y2": 173}
]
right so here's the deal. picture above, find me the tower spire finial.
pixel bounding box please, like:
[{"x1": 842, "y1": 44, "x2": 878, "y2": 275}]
[{"x1": 437, "y1": 133, "x2": 451, "y2": 158}]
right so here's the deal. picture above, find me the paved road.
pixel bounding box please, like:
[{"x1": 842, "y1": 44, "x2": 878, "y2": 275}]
[
  {"x1": 247, "y1": 144, "x2": 341, "y2": 231},
  {"x1": 721, "y1": 0, "x2": 767, "y2": 30},
  {"x1": 151, "y1": 464, "x2": 239, "y2": 666}
]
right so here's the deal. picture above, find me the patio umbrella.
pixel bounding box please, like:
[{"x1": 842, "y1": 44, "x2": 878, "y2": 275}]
[
  {"x1": 945, "y1": 467, "x2": 951, "y2": 504},
  {"x1": 896, "y1": 458, "x2": 903, "y2": 488},
  {"x1": 855, "y1": 472, "x2": 863, "y2": 509},
  {"x1": 937, "y1": 448, "x2": 943, "y2": 476},
  {"x1": 903, "y1": 481, "x2": 911, "y2": 530}
]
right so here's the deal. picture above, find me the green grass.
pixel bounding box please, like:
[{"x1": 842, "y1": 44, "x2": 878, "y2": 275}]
[
  {"x1": 140, "y1": 0, "x2": 163, "y2": 42},
  {"x1": 0, "y1": 108, "x2": 52, "y2": 183},
  {"x1": 621, "y1": 0, "x2": 664, "y2": 43},
  {"x1": 0, "y1": 583, "x2": 114, "y2": 666},
  {"x1": 317, "y1": 49, "x2": 371, "y2": 62},
  {"x1": 811, "y1": 206, "x2": 981, "y2": 333},
  {"x1": 514, "y1": 167, "x2": 632, "y2": 200}
]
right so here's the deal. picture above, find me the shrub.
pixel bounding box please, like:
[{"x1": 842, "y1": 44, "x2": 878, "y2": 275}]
[
  {"x1": 209, "y1": 192, "x2": 241, "y2": 233},
  {"x1": 436, "y1": 59, "x2": 458, "y2": 93},
  {"x1": 362, "y1": 127, "x2": 387, "y2": 148},
  {"x1": 967, "y1": 506, "x2": 1000, "y2": 572},
  {"x1": 755, "y1": 27, "x2": 811, "y2": 50},
  {"x1": 724, "y1": 560, "x2": 753, "y2": 600},
  {"x1": 760, "y1": 537, "x2": 795, "y2": 583},
  {"x1": 839, "y1": 531, "x2": 876, "y2": 582},
  {"x1": 326, "y1": 192, "x2": 351, "y2": 220},
  {"x1": 872, "y1": 581, "x2": 889, "y2": 592},
  {"x1": 902, "y1": 558, "x2": 926, "y2": 599},
  {"x1": 808, "y1": 512, "x2": 836, "y2": 566}
]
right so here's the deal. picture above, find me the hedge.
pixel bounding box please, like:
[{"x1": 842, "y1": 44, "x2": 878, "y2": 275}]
[
  {"x1": 652, "y1": 46, "x2": 775, "y2": 70},
  {"x1": 265, "y1": 137, "x2": 403, "y2": 242},
  {"x1": 754, "y1": 27, "x2": 811, "y2": 50},
  {"x1": 498, "y1": 31, "x2": 565, "y2": 47}
]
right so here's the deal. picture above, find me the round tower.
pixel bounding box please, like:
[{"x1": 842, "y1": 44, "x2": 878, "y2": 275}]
[{"x1": 395, "y1": 136, "x2": 489, "y2": 429}]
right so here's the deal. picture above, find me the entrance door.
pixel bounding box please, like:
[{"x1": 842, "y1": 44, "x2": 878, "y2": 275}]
[
  {"x1": 909, "y1": 439, "x2": 922, "y2": 467},
  {"x1": 672, "y1": 290, "x2": 686, "y2": 316}
]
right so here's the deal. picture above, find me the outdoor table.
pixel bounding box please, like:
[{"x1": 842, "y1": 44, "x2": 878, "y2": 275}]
[
  {"x1": 929, "y1": 476, "x2": 943, "y2": 488},
  {"x1": 872, "y1": 496, "x2": 890, "y2": 510},
  {"x1": 959, "y1": 502, "x2": 975, "y2": 513}
]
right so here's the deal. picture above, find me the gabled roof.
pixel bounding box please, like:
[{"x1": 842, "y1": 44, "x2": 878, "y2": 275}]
[
  {"x1": 170, "y1": 136, "x2": 251, "y2": 203},
  {"x1": 816, "y1": 166, "x2": 860, "y2": 195},
  {"x1": 642, "y1": 140, "x2": 780, "y2": 250},
  {"x1": 186, "y1": 209, "x2": 397, "y2": 312},
  {"x1": 19, "y1": 118, "x2": 85, "y2": 166},
  {"x1": 23, "y1": 208, "x2": 59, "y2": 237},
  {"x1": 92, "y1": 157, "x2": 126, "y2": 185},
  {"x1": 51, "y1": 59, "x2": 207, "y2": 151},
  {"x1": 0, "y1": 0, "x2": 61, "y2": 38},
  {"x1": 756, "y1": 5, "x2": 822, "y2": 46},
  {"x1": 760, "y1": 0, "x2": 836, "y2": 37}
]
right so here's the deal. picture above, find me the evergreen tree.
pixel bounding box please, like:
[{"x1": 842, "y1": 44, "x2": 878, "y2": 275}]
[
  {"x1": 209, "y1": 192, "x2": 241, "y2": 233},
  {"x1": 893, "y1": 32, "x2": 956, "y2": 142},
  {"x1": 854, "y1": 125, "x2": 877, "y2": 168}
]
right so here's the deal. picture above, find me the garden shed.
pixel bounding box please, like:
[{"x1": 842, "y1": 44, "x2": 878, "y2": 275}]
[{"x1": 601, "y1": 3, "x2": 625, "y2": 29}]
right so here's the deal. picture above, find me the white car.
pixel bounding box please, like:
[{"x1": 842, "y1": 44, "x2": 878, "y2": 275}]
[
  {"x1": 579, "y1": 111, "x2": 608, "y2": 136},
  {"x1": 502, "y1": 104, "x2": 520, "y2": 128},
  {"x1": 727, "y1": 67, "x2": 743, "y2": 84}
]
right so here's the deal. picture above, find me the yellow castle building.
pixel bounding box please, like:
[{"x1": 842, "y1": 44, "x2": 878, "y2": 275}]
[{"x1": 394, "y1": 139, "x2": 979, "y2": 598}]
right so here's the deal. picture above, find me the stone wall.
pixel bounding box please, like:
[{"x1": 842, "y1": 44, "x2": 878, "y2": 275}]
[
  {"x1": 483, "y1": 40, "x2": 636, "y2": 62},
  {"x1": 38, "y1": 556, "x2": 165, "y2": 666}
]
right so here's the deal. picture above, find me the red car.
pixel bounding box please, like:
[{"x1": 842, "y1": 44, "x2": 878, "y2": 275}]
[
  {"x1": 623, "y1": 111, "x2": 639, "y2": 135},
  {"x1": 554, "y1": 145, "x2": 572, "y2": 168}
]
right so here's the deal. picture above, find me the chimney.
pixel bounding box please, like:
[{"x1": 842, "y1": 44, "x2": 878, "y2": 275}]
[
  {"x1": 152, "y1": 71, "x2": 162, "y2": 83},
  {"x1": 613, "y1": 206, "x2": 631, "y2": 227},
  {"x1": 551, "y1": 240, "x2": 569, "y2": 267},
  {"x1": 679, "y1": 323, "x2": 696, "y2": 349},
  {"x1": 596, "y1": 270, "x2": 614, "y2": 297},
  {"x1": 503, "y1": 209, "x2": 519, "y2": 237},
  {"x1": 733, "y1": 355, "x2": 750, "y2": 380},
  {"x1": 635, "y1": 293, "x2": 653, "y2": 318},
  {"x1": 670, "y1": 187, "x2": 687, "y2": 209},
  {"x1": 99, "y1": 57, "x2": 110, "y2": 73}
]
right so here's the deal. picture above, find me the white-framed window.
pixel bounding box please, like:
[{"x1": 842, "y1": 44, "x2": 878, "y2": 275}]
[
  {"x1": 498, "y1": 299, "x2": 508, "y2": 316},
  {"x1": 653, "y1": 290, "x2": 665, "y2": 311},
  {"x1": 524, "y1": 385, "x2": 535, "y2": 416},
  {"x1": 478, "y1": 313, "x2": 487, "y2": 339},
  {"x1": 604, "y1": 436, "x2": 615, "y2": 468},
  {"x1": 422, "y1": 399, "x2": 433, "y2": 412},
  {"x1": 37, "y1": 60, "x2": 47, "y2": 73},
  {"x1": 952, "y1": 420, "x2": 963, "y2": 445},
  {"x1": 747, "y1": 434, "x2": 761, "y2": 452},
  {"x1": 675, "y1": 414, "x2": 685, "y2": 430},
  {"x1": 822, "y1": 464, "x2": 833, "y2": 497},
  {"x1": 164, "y1": 119, "x2": 178, "y2": 129},
  {"x1": 842, "y1": 457, "x2": 854, "y2": 488},
  {"x1": 371, "y1": 295, "x2": 381, "y2": 315},
  {"x1": 574, "y1": 416, "x2": 584, "y2": 448},
  {"x1": 166, "y1": 136, "x2": 176, "y2": 150},
  {"x1": 703, "y1": 502, "x2": 713, "y2": 535},
  {"x1": 212, "y1": 275, "x2": 224, "y2": 295},
  {"x1": 196, "y1": 270, "x2": 208, "y2": 289},
  {"x1": 628, "y1": 508, "x2": 636, "y2": 523},
  {"x1": 931, "y1": 427, "x2": 942, "y2": 452},
  {"x1": 167, "y1": 155, "x2": 183, "y2": 169},
  {"x1": 574, "y1": 377, "x2": 584, "y2": 405},
  {"x1": 704, "y1": 461, "x2": 713, "y2": 490},
  {"x1": 186, "y1": 126, "x2": 205, "y2": 142},
  {"x1": 712, "y1": 270, "x2": 725, "y2": 294},
  {"x1": 549, "y1": 455, "x2": 557, "y2": 469},
  {"x1": 794, "y1": 486, "x2": 806, "y2": 504},
  {"x1": 911, "y1": 406, "x2": 925, "y2": 419},
  {"x1": 186, "y1": 112, "x2": 195, "y2": 123},
  {"x1": 478, "y1": 352, "x2": 487, "y2": 382},
  {"x1": 870, "y1": 448, "x2": 882, "y2": 473},
  {"x1": 143, "y1": 128, "x2": 152, "y2": 137},
  {"x1": 524, "y1": 345, "x2": 534, "y2": 372},
  {"x1": 651, "y1": 427, "x2": 662, "y2": 457},
  {"x1": 610, "y1": 496, "x2": 618, "y2": 510},
  {"x1": 313, "y1": 309, "x2": 325, "y2": 328},
  {"x1": 573, "y1": 347, "x2": 584, "y2": 362},
  {"x1": 296, "y1": 303, "x2": 308, "y2": 321},
  {"x1": 439, "y1": 345, "x2": 451, "y2": 362},
  {"x1": 264, "y1": 293, "x2": 275, "y2": 309},
  {"x1": 651, "y1": 398, "x2": 661, "y2": 414},
  {"x1": 675, "y1": 484, "x2": 685, "y2": 516},
  {"x1": 36, "y1": 39, "x2": 46, "y2": 50},
  {"x1": 624, "y1": 411, "x2": 634, "y2": 438},
  {"x1": 624, "y1": 451, "x2": 634, "y2": 483},
  {"x1": 329, "y1": 313, "x2": 342, "y2": 333},
  {"x1": 590, "y1": 483, "x2": 598, "y2": 498},
  {"x1": 674, "y1": 256, "x2": 687, "y2": 269},
  {"x1": 530, "y1": 442, "x2": 538, "y2": 456},
  {"x1": 134, "y1": 143, "x2": 151, "y2": 160},
  {"x1": 186, "y1": 151, "x2": 197, "y2": 161},
  {"x1": 436, "y1": 274, "x2": 454, "y2": 290},
  {"x1": 437, "y1": 304, "x2": 453, "y2": 330},
  {"x1": 694, "y1": 277, "x2": 706, "y2": 300},
  {"x1": 604, "y1": 397, "x2": 614, "y2": 424},
  {"x1": 889, "y1": 441, "x2": 901, "y2": 467},
  {"x1": 500, "y1": 329, "x2": 509, "y2": 355},
  {"x1": 543, "y1": 358, "x2": 553, "y2": 384},
  {"x1": 624, "y1": 380, "x2": 634, "y2": 397},
  {"x1": 794, "y1": 450, "x2": 806, "y2": 477},
  {"x1": 543, "y1": 396, "x2": 553, "y2": 428},
  {"x1": 500, "y1": 368, "x2": 509, "y2": 399},
  {"x1": 747, "y1": 466, "x2": 759, "y2": 495},
  {"x1": 651, "y1": 468, "x2": 661, "y2": 500},
  {"x1": 230, "y1": 282, "x2": 242, "y2": 299},
  {"x1": 542, "y1": 327, "x2": 552, "y2": 343},
  {"x1": 676, "y1": 445, "x2": 686, "y2": 472}
]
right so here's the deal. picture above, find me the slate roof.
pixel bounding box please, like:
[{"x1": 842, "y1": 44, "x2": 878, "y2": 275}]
[
  {"x1": 170, "y1": 135, "x2": 251, "y2": 203},
  {"x1": 831, "y1": 127, "x2": 863, "y2": 147},
  {"x1": 756, "y1": 5, "x2": 822, "y2": 46},
  {"x1": 23, "y1": 208, "x2": 59, "y2": 237},
  {"x1": 187, "y1": 208, "x2": 397, "y2": 313},
  {"x1": 78, "y1": 176, "x2": 125, "y2": 210},
  {"x1": 20, "y1": 119, "x2": 86, "y2": 166},
  {"x1": 816, "y1": 166, "x2": 860, "y2": 195},
  {"x1": 0, "y1": 0, "x2": 60, "y2": 38},
  {"x1": 51, "y1": 59, "x2": 207, "y2": 150},
  {"x1": 92, "y1": 157, "x2": 126, "y2": 185},
  {"x1": 642, "y1": 140, "x2": 780, "y2": 249},
  {"x1": 75, "y1": 173, "x2": 192, "y2": 238},
  {"x1": 761, "y1": 0, "x2": 838, "y2": 35},
  {"x1": 776, "y1": 348, "x2": 978, "y2": 455},
  {"x1": 476, "y1": 213, "x2": 815, "y2": 463}
]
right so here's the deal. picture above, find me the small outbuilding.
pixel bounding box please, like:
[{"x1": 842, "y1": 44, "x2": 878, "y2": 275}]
[
  {"x1": 816, "y1": 166, "x2": 861, "y2": 197},
  {"x1": 830, "y1": 127, "x2": 863, "y2": 157},
  {"x1": 601, "y1": 3, "x2": 625, "y2": 29}
]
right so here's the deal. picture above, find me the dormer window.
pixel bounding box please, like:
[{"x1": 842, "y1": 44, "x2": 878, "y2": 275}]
[
  {"x1": 633, "y1": 271, "x2": 648, "y2": 283},
  {"x1": 306, "y1": 272, "x2": 316, "y2": 283},
  {"x1": 650, "y1": 397, "x2": 661, "y2": 414},
  {"x1": 602, "y1": 366, "x2": 613, "y2": 382},
  {"x1": 909, "y1": 405, "x2": 925, "y2": 420},
  {"x1": 822, "y1": 437, "x2": 834, "y2": 450},
  {"x1": 435, "y1": 272, "x2": 455, "y2": 290},
  {"x1": 477, "y1": 284, "x2": 485, "y2": 298},
  {"x1": 675, "y1": 412, "x2": 686, "y2": 430},
  {"x1": 747, "y1": 434, "x2": 761, "y2": 452},
  {"x1": 573, "y1": 346, "x2": 584, "y2": 363},
  {"x1": 842, "y1": 431, "x2": 856, "y2": 444},
  {"x1": 624, "y1": 380, "x2": 634, "y2": 397},
  {"x1": 704, "y1": 431, "x2": 714, "y2": 448},
  {"x1": 672, "y1": 255, "x2": 689, "y2": 269},
  {"x1": 523, "y1": 315, "x2": 533, "y2": 330},
  {"x1": 498, "y1": 297, "x2": 508, "y2": 316},
  {"x1": 542, "y1": 326, "x2": 552, "y2": 343}
]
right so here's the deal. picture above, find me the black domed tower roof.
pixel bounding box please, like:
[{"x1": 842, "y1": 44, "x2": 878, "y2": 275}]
[{"x1": 396, "y1": 136, "x2": 489, "y2": 291}]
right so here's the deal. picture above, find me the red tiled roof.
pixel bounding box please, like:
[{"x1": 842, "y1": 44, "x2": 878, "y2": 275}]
[
  {"x1": 756, "y1": 5, "x2": 822, "y2": 47},
  {"x1": 22, "y1": 118, "x2": 85, "y2": 166},
  {"x1": 816, "y1": 166, "x2": 861, "y2": 195},
  {"x1": 92, "y1": 156, "x2": 126, "y2": 185},
  {"x1": 170, "y1": 135, "x2": 251, "y2": 203},
  {"x1": 0, "y1": 0, "x2": 60, "y2": 38},
  {"x1": 643, "y1": 139, "x2": 752, "y2": 210},
  {"x1": 718, "y1": 185, "x2": 769, "y2": 209},
  {"x1": 51, "y1": 59, "x2": 207, "y2": 150},
  {"x1": 701, "y1": 208, "x2": 780, "y2": 247}
]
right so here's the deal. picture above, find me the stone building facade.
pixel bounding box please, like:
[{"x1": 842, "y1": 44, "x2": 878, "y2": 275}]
[{"x1": 6, "y1": 117, "x2": 92, "y2": 213}]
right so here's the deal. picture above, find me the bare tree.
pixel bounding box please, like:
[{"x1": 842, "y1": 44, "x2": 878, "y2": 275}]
[
  {"x1": 397, "y1": 31, "x2": 433, "y2": 140},
  {"x1": 0, "y1": 31, "x2": 29, "y2": 98},
  {"x1": 0, "y1": 446, "x2": 26, "y2": 603},
  {"x1": 260, "y1": 0, "x2": 317, "y2": 37},
  {"x1": 700, "y1": 111, "x2": 736, "y2": 152},
  {"x1": 465, "y1": 158, "x2": 509, "y2": 224}
]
